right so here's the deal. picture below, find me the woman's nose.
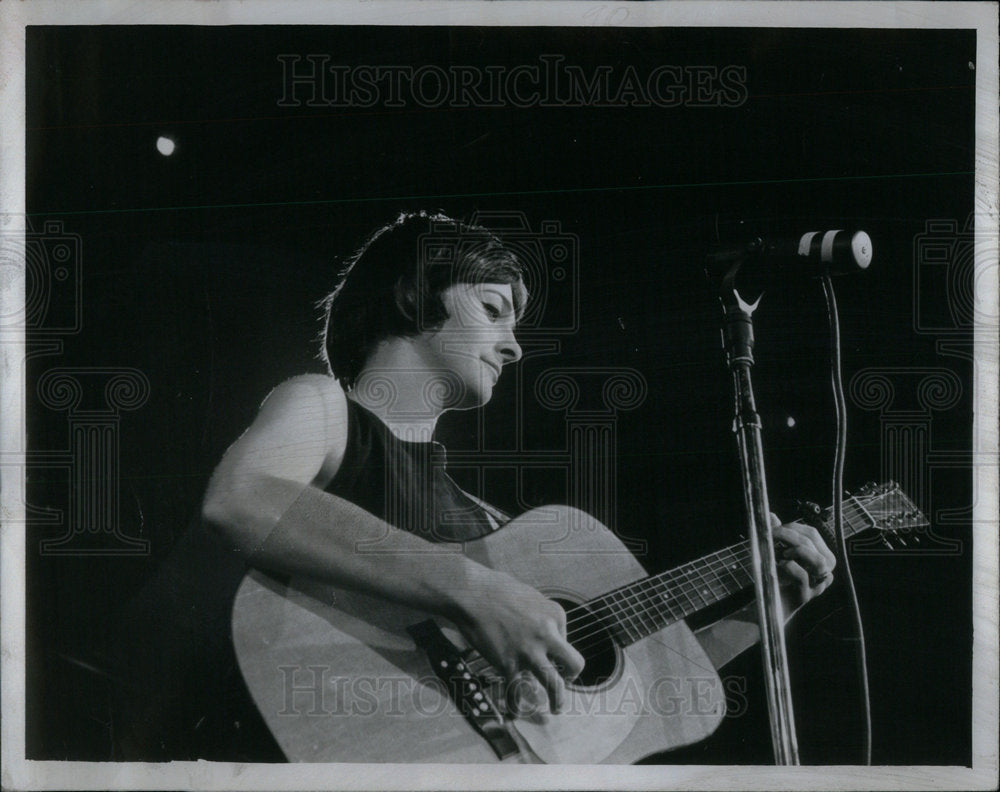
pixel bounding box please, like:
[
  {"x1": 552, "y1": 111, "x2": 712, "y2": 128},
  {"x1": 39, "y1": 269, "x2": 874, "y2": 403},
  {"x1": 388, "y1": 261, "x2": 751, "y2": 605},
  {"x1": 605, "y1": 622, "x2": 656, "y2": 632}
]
[{"x1": 498, "y1": 333, "x2": 522, "y2": 365}]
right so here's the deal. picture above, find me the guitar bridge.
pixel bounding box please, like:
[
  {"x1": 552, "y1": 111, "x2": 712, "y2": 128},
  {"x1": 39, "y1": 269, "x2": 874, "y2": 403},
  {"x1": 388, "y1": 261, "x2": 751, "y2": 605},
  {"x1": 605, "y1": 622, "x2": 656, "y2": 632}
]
[{"x1": 407, "y1": 620, "x2": 520, "y2": 760}]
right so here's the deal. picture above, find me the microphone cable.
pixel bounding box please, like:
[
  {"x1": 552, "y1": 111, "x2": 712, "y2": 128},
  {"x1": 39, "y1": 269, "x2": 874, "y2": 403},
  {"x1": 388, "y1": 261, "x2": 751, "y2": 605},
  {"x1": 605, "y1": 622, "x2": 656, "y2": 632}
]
[{"x1": 821, "y1": 273, "x2": 873, "y2": 765}]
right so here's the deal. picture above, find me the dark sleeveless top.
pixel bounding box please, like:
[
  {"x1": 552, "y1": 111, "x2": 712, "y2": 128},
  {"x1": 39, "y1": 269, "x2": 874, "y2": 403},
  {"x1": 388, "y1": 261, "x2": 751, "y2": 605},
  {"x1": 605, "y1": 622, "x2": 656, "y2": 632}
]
[{"x1": 324, "y1": 400, "x2": 507, "y2": 542}]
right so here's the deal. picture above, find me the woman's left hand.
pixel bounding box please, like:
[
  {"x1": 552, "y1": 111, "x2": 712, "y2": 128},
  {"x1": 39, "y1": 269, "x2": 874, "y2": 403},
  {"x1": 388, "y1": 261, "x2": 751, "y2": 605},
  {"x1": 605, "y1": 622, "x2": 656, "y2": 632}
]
[{"x1": 770, "y1": 514, "x2": 837, "y2": 606}]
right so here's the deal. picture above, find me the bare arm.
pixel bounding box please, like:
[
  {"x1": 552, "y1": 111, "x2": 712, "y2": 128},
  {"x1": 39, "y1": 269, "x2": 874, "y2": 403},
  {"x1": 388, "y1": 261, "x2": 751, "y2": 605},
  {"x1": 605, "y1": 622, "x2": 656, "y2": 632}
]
[{"x1": 202, "y1": 375, "x2": 583, "y2": 711}]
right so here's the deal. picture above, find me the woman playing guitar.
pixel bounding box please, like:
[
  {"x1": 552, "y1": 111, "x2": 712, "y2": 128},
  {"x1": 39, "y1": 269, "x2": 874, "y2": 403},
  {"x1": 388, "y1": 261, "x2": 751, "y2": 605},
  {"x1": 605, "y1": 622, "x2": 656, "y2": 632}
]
[{"x1": 202, "y1": 211, "x2": 836, "y2": 747}]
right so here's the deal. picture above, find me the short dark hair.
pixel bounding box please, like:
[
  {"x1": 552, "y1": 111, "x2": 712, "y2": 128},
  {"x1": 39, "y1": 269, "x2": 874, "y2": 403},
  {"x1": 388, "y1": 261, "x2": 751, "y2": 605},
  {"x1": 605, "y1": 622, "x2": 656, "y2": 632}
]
[{"x1": 320, "y1": 211, "x2": 528, "y2": 389}]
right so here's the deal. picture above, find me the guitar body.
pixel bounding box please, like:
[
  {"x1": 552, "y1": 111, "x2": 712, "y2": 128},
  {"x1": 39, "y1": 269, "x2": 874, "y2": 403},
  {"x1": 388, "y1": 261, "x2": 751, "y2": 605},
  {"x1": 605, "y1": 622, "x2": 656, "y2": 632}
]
[{"x1": 232, "y1": 505, "x2": 726, "y2": 763}]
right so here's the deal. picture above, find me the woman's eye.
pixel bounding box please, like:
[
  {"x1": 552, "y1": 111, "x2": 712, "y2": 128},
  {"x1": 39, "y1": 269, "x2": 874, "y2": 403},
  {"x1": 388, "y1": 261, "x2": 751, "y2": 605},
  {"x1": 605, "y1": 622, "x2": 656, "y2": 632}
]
[{"x1": 483, "y1": 302, "x2": 500, "y2": 319}]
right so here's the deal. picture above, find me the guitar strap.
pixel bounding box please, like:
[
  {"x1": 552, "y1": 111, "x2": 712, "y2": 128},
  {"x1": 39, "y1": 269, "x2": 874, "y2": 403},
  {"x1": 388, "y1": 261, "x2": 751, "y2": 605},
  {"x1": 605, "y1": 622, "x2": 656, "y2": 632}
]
[{"x1": 460, "y1": 490, "x2": 511, "y2": 531}]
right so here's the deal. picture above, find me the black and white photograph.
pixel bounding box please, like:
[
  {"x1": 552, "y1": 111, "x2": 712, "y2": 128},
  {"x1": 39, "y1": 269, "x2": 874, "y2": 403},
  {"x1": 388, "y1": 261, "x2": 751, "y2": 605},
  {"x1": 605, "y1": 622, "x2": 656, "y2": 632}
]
[{"x1": 1, "y1": 2, "x2": 997, "y2": 790}]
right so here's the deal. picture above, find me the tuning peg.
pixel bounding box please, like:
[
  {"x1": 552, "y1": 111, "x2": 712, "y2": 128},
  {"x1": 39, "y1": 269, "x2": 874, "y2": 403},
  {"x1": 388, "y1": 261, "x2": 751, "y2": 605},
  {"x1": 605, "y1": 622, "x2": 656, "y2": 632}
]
[{"x1": 796, "y1": 500, "x2": 823, "y2": 527}]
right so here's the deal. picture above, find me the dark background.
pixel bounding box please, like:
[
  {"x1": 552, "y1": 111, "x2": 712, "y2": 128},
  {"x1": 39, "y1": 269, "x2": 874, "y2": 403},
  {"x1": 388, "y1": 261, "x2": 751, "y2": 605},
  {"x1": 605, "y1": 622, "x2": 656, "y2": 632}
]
[{"x1": 25, "y1": 25, "x2": 975, "y2": 764}]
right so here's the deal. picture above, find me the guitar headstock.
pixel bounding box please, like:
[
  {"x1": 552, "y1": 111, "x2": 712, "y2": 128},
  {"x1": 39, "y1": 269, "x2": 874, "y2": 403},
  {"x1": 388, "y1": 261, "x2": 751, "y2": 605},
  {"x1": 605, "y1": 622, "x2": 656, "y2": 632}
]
[
  {"x1": 851, "y1": 480, "x2": 928, "y2": 529},
  {"x1": 823, "y1": 481, "x2": 929, "y2": 549}
]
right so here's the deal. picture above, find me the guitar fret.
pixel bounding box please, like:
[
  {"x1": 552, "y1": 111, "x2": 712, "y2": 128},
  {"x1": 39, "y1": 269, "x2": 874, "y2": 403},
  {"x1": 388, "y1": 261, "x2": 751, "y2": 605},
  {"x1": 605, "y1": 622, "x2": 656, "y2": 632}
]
[
  {"x1": 646, "y1": 576, "x2": 683, "y2": 622},
  {"x1": 666, "y1": 571, "x2": 698, "y2": 617},
  {"x1": 708, "y1": 550, "x2": 738, "y2": 592},
  {"x1": 615, "y1": 588, "x2": 642, "y2": 636},
  {"x1": 719, "y1": 549, "x2": 750, "y2": 589},
  {"x1": 617, "y1": 586, "x2": 650, "y2": 638},
  {"x1": 620, "y1": 588, "x2": 651, "y2": 639},
  {"x1": 630, "y1": 586, "x2": 662, "y2": 635},
  {"x1": 608, "y1": 590, "x2": 642, "y2": 643},
  {"x1": 659, "y1": 585, "x2": 683, "y2": 620},
  {"x1": 684, "y1": 570, "x2": 709, "y2": 613},
  {"x1": 620, "y1": 579, "x2": 670, "y2": 639},
  {"x1": 679, "y1": 564, "x2": 710, "y2": 610},
  {"x1": 706, "y1": 550, "x2": 745, "y2": 598},
  {"x1": 580, "y1": 595, "x2": 608, "y2": 641},
  {"x1": 698, "y1": 563, "x2": 727, "y2": 603},
  {"x1": 642, "y1": 581, "x2": 672, "y2": 626},
  {"x1": 696, "y1": 556, "x2": 730, "y2": 604}
]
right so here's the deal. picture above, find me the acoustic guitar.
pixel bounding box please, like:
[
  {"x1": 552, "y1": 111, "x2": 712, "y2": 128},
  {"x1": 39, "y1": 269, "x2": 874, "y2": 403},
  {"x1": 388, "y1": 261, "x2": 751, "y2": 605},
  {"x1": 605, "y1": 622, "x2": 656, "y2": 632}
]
[{"x1": 232, "y1": 481, "x2": 925, "y2": 763}]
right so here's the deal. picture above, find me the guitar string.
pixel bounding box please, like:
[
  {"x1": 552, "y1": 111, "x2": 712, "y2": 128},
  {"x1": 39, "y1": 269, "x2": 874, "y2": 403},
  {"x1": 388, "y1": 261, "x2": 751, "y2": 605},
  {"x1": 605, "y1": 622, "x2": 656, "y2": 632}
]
[
  {"x1": 486, "y1": 547, "x2": 787, "y2": 669},
  {"x1": 464, "y1": 501, "x2": 905, "y2": 684},
  {"x1": 554, "y1": 497, "x2": 884, "y2": 654},
  {"x1": 568, "y1": 492, "x2": 884, "y2": 634},
  {"x1": 464, "y1": 546, "x2": 810, "y2": 677},
  {"x1": 462, "y1": 547, "x2": 757, "y2": 670},
  {"x1": 600, "y1": 543, "x2": 751, "y2": 631},
  {"x1": 575, "y1": 547, "x2": 757, "y2": 648},
  {"x1": 603, "y1": 547, "x2": 742, "y2": 634},
  {"x1": 562, "y1": 495, "x2": 893, "y2": 653},
  {"x1": 565, "y1": 511, "x2": 835, "y2": 634},
  {"x1": 582, "y1": 496, "x2": 881, "y2": 640},
  {"x1": 563, "y1": 498, "x2": 872, "y2": 635},
  {"x1": 459, "y1": 549, "x2": 759, "y2": 680},
  {"x1": 460, "y1": 495, "x2": 899, "y2": 681}
]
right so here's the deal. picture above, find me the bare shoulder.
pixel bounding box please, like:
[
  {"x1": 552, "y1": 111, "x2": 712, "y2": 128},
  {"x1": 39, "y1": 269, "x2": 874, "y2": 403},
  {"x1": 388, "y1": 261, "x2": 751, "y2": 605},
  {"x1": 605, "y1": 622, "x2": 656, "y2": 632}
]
[
  {"x1": 258, "y1": 373, "x2": 348, "y2": 432},
  {"x1": 223, "y1": 373, "x2": 350, "y2": 487}
]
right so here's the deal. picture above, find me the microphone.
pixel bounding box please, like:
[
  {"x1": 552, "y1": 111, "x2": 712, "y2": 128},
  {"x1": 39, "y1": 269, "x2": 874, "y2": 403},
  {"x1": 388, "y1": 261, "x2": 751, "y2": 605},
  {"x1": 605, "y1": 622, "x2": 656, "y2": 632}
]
[{"x1": 706, "y1": 229, "x2": 873, "y2": 277}]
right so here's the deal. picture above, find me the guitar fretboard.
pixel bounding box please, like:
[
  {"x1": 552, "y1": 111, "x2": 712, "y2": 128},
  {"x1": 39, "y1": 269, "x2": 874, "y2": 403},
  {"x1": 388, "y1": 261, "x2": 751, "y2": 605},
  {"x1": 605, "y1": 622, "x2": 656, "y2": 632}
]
[{"x1": 565, "y1": 494, "x2": 880, "y2": 649}]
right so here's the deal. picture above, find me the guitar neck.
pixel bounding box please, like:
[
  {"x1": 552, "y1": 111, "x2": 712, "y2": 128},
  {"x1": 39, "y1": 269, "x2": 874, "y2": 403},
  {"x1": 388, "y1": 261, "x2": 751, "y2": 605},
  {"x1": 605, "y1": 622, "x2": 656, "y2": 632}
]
[{"x1": 571, "y1": 494, "x2": 877, "y2": 648}]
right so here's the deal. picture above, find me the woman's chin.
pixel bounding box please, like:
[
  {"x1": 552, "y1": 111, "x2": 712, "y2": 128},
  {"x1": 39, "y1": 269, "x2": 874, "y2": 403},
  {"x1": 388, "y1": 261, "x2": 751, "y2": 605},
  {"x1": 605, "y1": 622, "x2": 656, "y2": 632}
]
[{"x1": 447, "y1": 388, "x2": 492, "y2": 411}]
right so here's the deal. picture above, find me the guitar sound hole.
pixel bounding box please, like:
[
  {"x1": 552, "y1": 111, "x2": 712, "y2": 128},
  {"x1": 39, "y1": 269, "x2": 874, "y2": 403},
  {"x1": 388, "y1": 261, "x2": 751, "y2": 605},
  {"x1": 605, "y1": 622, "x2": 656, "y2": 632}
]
[{"x1": 554, "y1": 599, "x2": 619, "y2": 689}]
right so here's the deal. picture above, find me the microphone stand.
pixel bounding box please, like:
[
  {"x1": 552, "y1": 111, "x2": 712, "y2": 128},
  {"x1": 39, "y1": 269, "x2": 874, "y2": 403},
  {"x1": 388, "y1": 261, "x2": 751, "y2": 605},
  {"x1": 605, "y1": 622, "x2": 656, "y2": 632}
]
[{"x1": 712, "y1": 248, "x2": 800, "y2": 765}]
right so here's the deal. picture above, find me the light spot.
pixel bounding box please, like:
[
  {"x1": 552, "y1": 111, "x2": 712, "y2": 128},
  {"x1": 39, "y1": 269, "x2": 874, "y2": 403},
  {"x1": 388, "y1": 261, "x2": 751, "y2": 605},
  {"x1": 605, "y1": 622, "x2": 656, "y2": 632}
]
[
  {"x1": 156, "y1": 136, "x2": 176, "y2": 156},
  {"x1": 786, "y1": 415, "x2": 796, "y2": 428}
]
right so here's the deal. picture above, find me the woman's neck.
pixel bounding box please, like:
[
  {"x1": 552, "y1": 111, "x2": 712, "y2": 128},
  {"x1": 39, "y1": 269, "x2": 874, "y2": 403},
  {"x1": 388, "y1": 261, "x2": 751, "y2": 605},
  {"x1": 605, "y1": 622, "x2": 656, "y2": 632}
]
[{"x1": 349, "y1": 341, "x2": 444, "y2": 443}]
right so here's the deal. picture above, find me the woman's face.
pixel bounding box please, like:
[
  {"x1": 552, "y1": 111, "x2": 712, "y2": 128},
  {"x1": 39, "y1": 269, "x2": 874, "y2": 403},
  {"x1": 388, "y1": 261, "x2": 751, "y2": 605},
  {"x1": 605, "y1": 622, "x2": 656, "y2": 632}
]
[{"x1": 412, "y1": 282, "x2": 523, "y2": 409}]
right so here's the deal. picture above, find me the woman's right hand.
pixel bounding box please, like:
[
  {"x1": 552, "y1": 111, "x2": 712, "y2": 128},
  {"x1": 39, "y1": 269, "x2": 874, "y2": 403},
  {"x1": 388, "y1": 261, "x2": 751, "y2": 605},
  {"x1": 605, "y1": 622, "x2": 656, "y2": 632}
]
[{"x1": 450, "y1": 568, "x2": 586, "y2": 715}]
